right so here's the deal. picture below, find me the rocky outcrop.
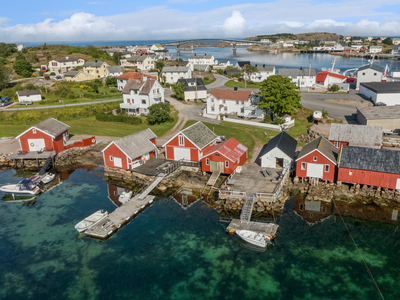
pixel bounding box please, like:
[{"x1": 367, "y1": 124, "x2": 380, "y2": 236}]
[{"x1": 55, "y1": 144, "x2": 104, "y2": 169}]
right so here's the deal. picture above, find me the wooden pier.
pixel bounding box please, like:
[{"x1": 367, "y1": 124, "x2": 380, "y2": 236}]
[
  {"x1": 227, "y1": 219, "x2": 279, "y2": 236},
  {"x1": 207, "y1": 171, "x2": 220, "y2": 186},
  {"x1": 85, "y1": 194, "x2": 155, "y2": 239}
]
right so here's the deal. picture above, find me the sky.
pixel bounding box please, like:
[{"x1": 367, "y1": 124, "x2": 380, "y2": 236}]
[{"x1": 1, "y1": 0, "x2": 400, "y2": 43}]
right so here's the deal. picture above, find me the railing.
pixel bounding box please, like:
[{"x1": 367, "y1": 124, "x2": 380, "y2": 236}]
[
  {"x1": 219, "y1": 190, "x2": 246, "y2": 198},
  {"x1": 158, "y1": 159, "x2": 200, "y2": 177}
]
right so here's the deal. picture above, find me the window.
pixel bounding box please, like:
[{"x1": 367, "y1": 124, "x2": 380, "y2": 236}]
[
  {"x1": 127, "y1": 99, "x2": 131, "y2": 103},
  {"x1": 334, "y1": 141, "x2": 340, "y2": 148},
  {"x1": 325, "y1": 164, "x2": 330, "y2": 172},
  {"x1": 362, "y1": 72, "x2": 365, "y2": 75},
  {"x1": 301, "y1": 162, "x2": 306, "y2": 170},
  {"x1": 142, "y1": 100, "x2": 146, "y2": 104},
  {"x1": 349, "y1": 170, "x2": 353, "y2": 175},
  {"x1": 224, "y1": 106, "x2": 227, "y2": 111},
  {"x1": 322, "y1": 206, "x2": 327, "y2": 213},
  {"x1": 299, "y1": 203, "x2": 304, "y2": 211},
  {"x1": 223, "y1": 100, "x2": 226, "y2": 104},
  {"x1": 211, "y1": 106, "x2": 215, "y2": 112},
  {"x1": 225, "y1": 161, "x2": 229, "y2": 168},
  {"x1": 215, "y1": 153, "x2": 219, "y2": 156},
  {"x1": 206, "y1": 158, "x2": 209, "y2": 165},
  {"x1": 109, "y1": 156, "x2": 113, "y2": 161},
  {"x1": 179, "y1": 135, "x2": 184, "y2": 146},
  {"x1": 236, "y1": 100, "x2": 239, "y2": 105},
  {"x1": 52, "y1": 62, "x2": 57, "y2": 66},
  {"x1": 313, "y1": 156, "x2": 317, "y2": 161},
  {"x1": 374, "y1": 73, "x2": 377, "y2": 76},
  {"x1": 33, "y1": 129, "x2": 37, "y2": 134}
]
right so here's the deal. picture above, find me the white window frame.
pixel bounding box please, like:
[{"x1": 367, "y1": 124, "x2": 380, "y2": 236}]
[
  {"x1": 206, "y1": 158, "x2": 209, "y2": 165},
  {"x1": 301, "y1": 162, "x2": 306, "y2": 170},
  {"x1": 334, "y1": 141, "x2": 340, "y2": 148},
  {"x1": 325, "y1": 164, "x2": 330, "y2": 172},
  {"x1": 109, "y1": 156, "x2": 113, "y2": 161},
  {"x1": 33, "y1": 128, "x2": 37, "y2": 134},
  {"x1": 225, "y1": 161, "x2": 229, "y2": 168},
  {"x1": 349, "y1": 170, "x2": 353, "y2": 175},
  {"x1": 313, "y1": 156, "x2": 317, "y2": 162},
  {"x1": 179, "y1": 135, "x2": 184, "y2": 146}
]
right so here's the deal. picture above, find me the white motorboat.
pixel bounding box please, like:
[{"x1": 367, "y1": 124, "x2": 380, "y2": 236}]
[
  {"x1": 74, "y1": 210, "x2": 108, "y2": 233},
  {"x1": 41, "y1": 173, "x2": 56, "y2": 184},
  {"x1": 236, "y1": 230, "x2": 272, "y2": 248},
  {"x1": 313, "y1": 111, "x2": 323, "y2": 122},
  {"x1": 118, "y1": 191, "x2": 132, "y2": 203},
  {"x1": 0, "y1": 179, "x2": 41, "y2": 196}
]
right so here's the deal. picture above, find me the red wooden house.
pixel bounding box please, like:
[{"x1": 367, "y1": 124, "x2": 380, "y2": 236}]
[
  {"x1": 102, "y1": 129, "x2": 157, "y2": 170},
  {"x1": 296, "y1": 136, "x2": 339, "y2": 181},
  {"x1": 16, "y1": 118, "x2": 70, "y2": 153},
  {"x1": 162, "y1": 121, "x2": 218, "y2": 162},
  {"x1": 201, "y1": 138, "x2": 247, "y2": 174},
  {"x1": 338, "y1": 146, "x2": 400, "y2": 190},
  {"x1": 328, "y1": 123, "x2": 382, "y2": 153}
]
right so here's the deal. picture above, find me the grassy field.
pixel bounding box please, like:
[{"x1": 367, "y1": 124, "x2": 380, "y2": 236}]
[
  {"x1": 0, "y1": 111, "x2": 178, "y2": 138},
  {"x1": 224, "y1": 80, "x2": 261, "y2": 89}
]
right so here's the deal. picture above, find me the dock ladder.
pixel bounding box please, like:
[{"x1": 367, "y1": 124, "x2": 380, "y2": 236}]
[{"x1": 240, "y1": 195, "x2": 255, "y2": 223}]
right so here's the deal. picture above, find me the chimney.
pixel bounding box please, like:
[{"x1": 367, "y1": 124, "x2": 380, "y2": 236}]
[
  {"x1": 234, "y1": 86, "x2": 238, "y2": 92},
  {"x1": 95, "y1": 59, "x2": 98, "y2": 63},
  {"x1": 255, "y1": 64, "x2": 257, "y2": 67},
  {"x1": 263, "y1": 64, "x2": 265, "y2": 67},
  {"x1": 300, "y1": 67, "x2": 302, "y2": 70}
]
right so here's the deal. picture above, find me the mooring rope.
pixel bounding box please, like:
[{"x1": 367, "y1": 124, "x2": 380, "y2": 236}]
[{"x1": 333, "y1": 199, "x2": 385, "y2": 300}]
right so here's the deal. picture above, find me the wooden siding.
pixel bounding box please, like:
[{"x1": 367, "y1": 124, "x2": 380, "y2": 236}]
[
  {"x1": 103, "y1": 143, "x2": 130, "y2": 170},
  {"x1": 338, "y1": 167, "x2": 400, "y2": 190},
  {"x1": 19, "y1": 128, "x2": 66, "y2": 152},
  {"x1": 201, "y1": 149, "x2": 247, "y2": 174},
  {"x1": 296, "y1": 150, "x2": 336, "y2": 181}
]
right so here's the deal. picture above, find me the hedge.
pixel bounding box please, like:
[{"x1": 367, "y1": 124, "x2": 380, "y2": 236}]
[{"x1": 95, "y1": 113, "x2": 143, "y2": 124}]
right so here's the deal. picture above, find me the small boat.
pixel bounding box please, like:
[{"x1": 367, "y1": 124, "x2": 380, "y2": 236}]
[
  {"x1": 313, "y1": 111, "x2": 323, "y2": 122},
  {"x1": 236, "y1": 230, "x2": 271, "y2": 248},
  {"x1": 74, "y1": 210, "x2": 108, "y2": 233},
  {"x1": 0, "y1": 179, "x2": 41, "y2": 196},
  {"x1": 41, "y1": 173, "x2": 56, "y2": 184},
  {"x1": 118, "y1": 191, "x2": 132, "y2": 203}
]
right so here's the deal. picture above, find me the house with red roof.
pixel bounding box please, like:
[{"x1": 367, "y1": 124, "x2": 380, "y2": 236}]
[
  {"x1": 316, "y1": 71, "x2": 347, "y2": 87},
  {"x1": 116, "y1": 72, "x2": 156, "y2": 90},
  {"x1": 204, "y1": 88, "x2": 265, "y2": 119},
  {"x1": 201, "y1": 138, "x2": 247, "y2": 174}
]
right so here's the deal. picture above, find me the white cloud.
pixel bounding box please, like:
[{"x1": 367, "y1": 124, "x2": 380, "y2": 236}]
[{"x1": 222, "y1": 11, "x2": 247, "y2": 37}]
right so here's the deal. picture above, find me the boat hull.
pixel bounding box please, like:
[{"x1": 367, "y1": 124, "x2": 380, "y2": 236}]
[
  {"x1": 75, "y1": 210, "x2": 108, "y2": 233},
  {"x1": 236, "y1": 230, "x2": 271, "y2": 248},
  {"x1": 0, "y1": 185, "x2": 40, "y2": 196}
]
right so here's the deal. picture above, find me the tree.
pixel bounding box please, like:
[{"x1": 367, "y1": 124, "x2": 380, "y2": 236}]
[
  {"x1": 0, "y1": 43, "x2": 17, "y2": 58},
  {"x1": 328, "y1": 84, "x2": 340, "y2": 93},
  {"x1": 106, "y1": 76, "x2": 117, "y2": 86},
  {"x1": 382, "y1": 37, "x2": 393, "y2": 46},
  {"x1": 243, "y1": 64, "x2": 258, "y2": 88},
  {"x1": 155, "y1": 60, "x2": 164, "y2": 73},
  {"x1": 13, "y1": 57, "x2": 32, "y2": 77},
  {"x1": 0, "y1": 64, "x2": 11, "y2": 91},
  {"x1": 147, "y1": 102, "x2": 171, "y2": 125},
  {"x1": 113, "y1": 52, "x2": 123, "y2": 65},
  {"x1": 258, "y1": 75, "x2": 302, "y2": 115},
  {"x1": 172, "y1": 82, "x2": 185, "y2": 100}
]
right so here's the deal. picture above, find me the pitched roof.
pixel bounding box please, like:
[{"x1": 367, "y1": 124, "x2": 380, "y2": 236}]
[
  {"x1": 128, "y1": 54, "x2": 155, "y2": 62},
  {"x1": 297, "y1": 136, "x2": 338, "y2": 164},
  {"x1": 121, "y1": 78, "x2": 157, "y2": 95},
  {"x1": 357, "y1": 106, "x2": 400, "y2": 120},
  {"x1": 357, "y1": 64, "x2": 384, "y2": 73},
  {"x1": 329, "y1": 124, "x2": 382, "y2": 147},
  {"x1": 16, "y1": 89, "x2": 42, "y2": 96},
  {"x1": 340, "y1": 146, "x2": 400, "y2": 174},
  {"x1": 112, "y1": 129, "x2": 157, "y2": 159},
  {"x1": 278, "y1": 68, "x2": 316, "y2": 77},
  {"x1": 116, "y1": 72, "x2": 153, "y2": 80},
  {"x1": 259, "y1": 132, "x2": 297, "y2": 159},
  {"x1": 177, "y1": 78, "x2": 207, "y2": 92},
  {"x1": 236, "y1": 61, "x2": 250, "y2": 67},
  {"x1": 32, "y1": 118, "x2": 70, "y2": 137},
  {"x1": 180, "y1": 121, "x2": 218, "y2": 149},
  {"x1": 255, "y1": 65, "x2": 275, "y2": 72},
  {"x1": 106, "y1": 66, "x2": 122, "y2": 73},
  {"x1": 204, "y1": 138, "x2": 247, "y2": 162},
  {"x1": 189, "y1": 54, "x2": 213, "y2": 59},
  {"x1": 83, "y1": 60, "x2": 107, "y2": 68},
  {"x1": 211, "y1": 89, "x2": 253, "y2": 101},
  {"x1": 360, "y1": 82, "x2": 400, "y2": 94},
  {"x1": 162, "y1": 66, "x2": 190, "y2": 73},
  {"x1": 52, "y1": 57, "x2": 83, "y2": 63},
  {"x1": 316, "y1": 71, "x2": 347, "y2": 82},
  {"x1": 63, "y1": 70, "x2": 81, "y2": 77}
]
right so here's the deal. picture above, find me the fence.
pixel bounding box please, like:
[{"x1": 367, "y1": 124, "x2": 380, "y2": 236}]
[
  {"x1": 223, "y1": 117, "x2": 295, "y2": 131},
  {"x1": 219, "y1": 190, "x2": 246, "y2": 198}
]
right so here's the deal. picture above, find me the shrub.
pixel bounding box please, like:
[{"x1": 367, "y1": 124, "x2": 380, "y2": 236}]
[
  {"x1": 328, "y1": 84, "x2": 340, "y2": 93},
  {"x1": 50, "y1": 72, "x2": 56, "y2": 76},
  {"x1": 274, "y1": 117, "x2": 285, "y2": 125},
  {"x1": 31, "y1": 73, "x2": 37, "y2": 77},
  {"x1": 263, "y1": 114, "x2": 272, "y2": 123},
  {"x1": 217, "y1": 69, "x2": 224, "y2": 75},
  {"x1": 322, "y1": 109, "x2": 328, "y2": 118},
  {"x1": 95, "y1": 113, "x2": 143, "y2": 124},
  {"x1": 147, "y1": 102, "x2": 171, "y2": 125},
  {"x1": 38, "y1": 71, "x2": 44, "y2": 76}
]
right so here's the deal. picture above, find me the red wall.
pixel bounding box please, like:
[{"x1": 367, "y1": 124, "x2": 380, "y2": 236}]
[
  {"x1": 202, "y1": 150, "x2": 246, "y2": 174},
  {"x1": 19, "y1": 128, "x2": 61, "y2": 152},
  {"x1": 165, "y1": 134, "x2": 199, "y2": 161},
  {"x1": 103, "y1": 143, "x2": 129, "y2": 170},
  {"x1": 329, "y1": 141, "x2": 348, "y2": 154},
  {"x1": 338, "y1": 167, "x2": 400, "y2": 190},
  {"x1": 296, "y1": 150, "x2": 336, "y2": 181}
]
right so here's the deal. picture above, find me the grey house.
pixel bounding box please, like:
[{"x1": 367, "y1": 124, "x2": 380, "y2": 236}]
[{"x1": 356, "y1": 64, "x2": 384, "y2": 90}]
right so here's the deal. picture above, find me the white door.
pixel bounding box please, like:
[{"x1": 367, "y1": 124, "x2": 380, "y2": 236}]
[
  {"x1": 174, "y1": 147, "x2": 191, "y2": 161},
  {"x1": 396, "y1": 179, "x2": 400, "y2": 190},
  {"x1": 306, "y1": 163, "x2": 324, "y2": 178},
  {"x1": 28, "y1": 139, "x2": 46, "y2": 151},
  {"x1": 114, "y1": 157, "x2": 122, "y2": 168}
]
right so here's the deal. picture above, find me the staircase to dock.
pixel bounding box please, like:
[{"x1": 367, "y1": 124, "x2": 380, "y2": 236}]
[
  {"x1": 240, "y1": 195, "x2": 255, "y2": 223},
  {"x1": 138, "y1": 174, "x2": 165, "y2": 200},
  {"x1": 207, "y1": 171, "x2": 220, "y2": 186}
]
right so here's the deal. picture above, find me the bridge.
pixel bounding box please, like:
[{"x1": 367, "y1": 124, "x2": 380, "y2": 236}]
[{"x1": 161, "y1": 38, "x2": 270, "y2": 51}]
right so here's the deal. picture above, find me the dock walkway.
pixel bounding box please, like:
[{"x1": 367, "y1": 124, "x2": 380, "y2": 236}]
[
  {"x1": 207, "y1": 171, "x2": 220, "y2": 186},
  {"x1": 227, "y1": 219, "x2": 279, "y2": 236}
]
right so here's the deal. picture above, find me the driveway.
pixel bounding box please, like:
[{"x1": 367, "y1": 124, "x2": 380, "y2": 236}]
[{"x1": 206, "y1": 74, "x2": 229, "y2": 91}]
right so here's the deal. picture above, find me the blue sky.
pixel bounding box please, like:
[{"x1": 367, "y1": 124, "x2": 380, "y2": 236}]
[{"x1": 1, "y1": 0, "x2": 400, "y2": 42}]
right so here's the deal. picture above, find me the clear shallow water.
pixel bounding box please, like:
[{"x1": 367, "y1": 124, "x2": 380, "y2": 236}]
[{"x1": 0, "y1": 167, "x2": 399, "y2": 300}]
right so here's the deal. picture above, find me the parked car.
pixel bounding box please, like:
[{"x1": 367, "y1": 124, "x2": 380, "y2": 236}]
[{"x1": 0, "y1": 97, "x2": 12, "y2": 107}]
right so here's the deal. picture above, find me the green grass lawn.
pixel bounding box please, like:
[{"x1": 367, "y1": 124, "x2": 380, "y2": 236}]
[
  {"x1": 0, "y1": 112, "x2": 178, "y2": 138},
  {"x1": 203, "y1": 76, "x2": 216, "y2": 85},
  {"x1": 224, "y1": 80, "x2": 261, "y2": 89}
]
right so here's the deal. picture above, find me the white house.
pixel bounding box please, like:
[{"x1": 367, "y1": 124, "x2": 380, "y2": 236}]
[
  {"x1": 48, "y1": 57, "x2": 85, "y2": 74},
  {"x1": 177, "y1": 78, "x2": 207, "y2": 101},
  {"x1": 116, "y1": 72, "x2": 155, "y2": 90},
  {"x1": 105, "y1": 66, "x2": 123, "y2": 77},
  {"x1": 258, "y1": 132, "x2": 297, "y2": 168},
  {"x1": 204, "y1": 88, "x2": 265, "y2": 118},
  {"x1": 278, "y1": 68, "x2": 316, "y2": 88},
  {"x1": 392, "y1": 45, "x2": 400, "y2": 55},
  {"x1": 150, "y1": 44, "x2": 166, "y2": 52},
  {"x1": 283, "y1": 41, "x2": 294, "y2": 48},
  {"x1": 220, "y1": 60, "x2": 233, "y2": 68},
  {"x1": 367, "y1": 46, "x2": 383, "y2": 54},
  {"x1": 359, "y1": 82, "x2": 400, "y2": 106},
  {"x1": 162, "y1": 66, "x2": 192, "y2": 84},
  {"x1": 120, "y1": 77, "x2": 164, "y2": 116},
  {"x1": 17, "y1": 44, "x2": 25, "y2": 51},
  {"x1": 244, "y1": 65, "x2": 275, "y2": 82},
  {"x1": 393, "y1": 38, "x2": 400, "y2": 46},
  {"x1": 334, "y1": 42, "x2": 346, "y2": 51},
  {"x1": 356, "y1": 64, "x2": 385, "y2": 90},
  {"x1": 188, "y1": 54, "x2": 218, "y2": 65},
  {"x1": 16, "y1": 90, "x2": 42, "y2": 104}
]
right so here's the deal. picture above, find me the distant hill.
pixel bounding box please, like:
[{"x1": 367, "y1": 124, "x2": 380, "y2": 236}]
[{"x1": 245, "y1": 32, "x2": 343, "y2": 42}]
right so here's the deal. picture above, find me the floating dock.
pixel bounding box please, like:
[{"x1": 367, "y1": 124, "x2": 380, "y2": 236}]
[
  {"x1": 226, "y1": 219, "x2": 279, "y2": 237},
  {"x1": 85, "y1": 194, "x2": 155, "y2": 239}
]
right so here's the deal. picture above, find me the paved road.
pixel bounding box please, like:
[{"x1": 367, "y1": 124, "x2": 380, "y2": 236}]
[
  {"x1": 2, "y1": 98, "x2": 123, "y2": 111},
  {"x1": 206, "y1": 74, "x2": 229, "y2": 91}
]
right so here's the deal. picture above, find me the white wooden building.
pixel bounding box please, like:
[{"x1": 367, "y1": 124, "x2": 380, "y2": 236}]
[
  {"x1": 278, "y1": 68, "x2": 316, "y2": 88},
  {"x1": 16, "y1": 90, "x2": 42, "y2": 104},
  {"x1": 161, "y1": 66, "x2": 192, "y2": 84},
  {"x1": 188, "y1": 54, "x2": 217, "y2": 65},
  {"x1": 258, "y1": 132, "x2": 297, "y2": 168},
  {"x1": 244, "y1": 65, "x2": 275, "y2": 82},
  {"x1": 359, "y1": 82, "x2": 400, "y2": 106}
]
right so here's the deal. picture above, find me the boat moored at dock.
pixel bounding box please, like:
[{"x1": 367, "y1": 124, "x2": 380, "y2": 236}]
[
  {"x1": 118, "y1": 191, "x2": 132, "y2": 204},
  {"x1": 75, "y1": 210, "x2": 108, "y2": 233},
  {"x1": 236, "y1": 230, "x2": 272, "y2": 248},
  {"x1": 0, "y1": 179, "x2": 41, "y2": 196}
]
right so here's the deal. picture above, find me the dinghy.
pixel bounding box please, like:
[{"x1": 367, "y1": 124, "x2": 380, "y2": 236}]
[{"x1": 41, "y1": 173, "x2": 56, "y2": 184}]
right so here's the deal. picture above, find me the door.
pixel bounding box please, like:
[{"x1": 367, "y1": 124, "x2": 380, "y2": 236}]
[
  {"x1": 210, "y1": 161, "x2": 218, "y2": 172},
  {"x1": 306, "y1": 163, "x2": 324, "y2": 178},
  {"x1": 219, "y1": 162, "x2": 224, "y2": 173},
  {"x1": 174, "y1": 148, "x2": 191, "y2": 161},
  {"x1": 114, "y1": 157, "x2": 122, "y2": 168},
  {"x1": 28, "y1": 139, "x2": 46, "y2": 151},
  {"x1": 396, "y1": 178, "x2": 400, "y2": 190}
]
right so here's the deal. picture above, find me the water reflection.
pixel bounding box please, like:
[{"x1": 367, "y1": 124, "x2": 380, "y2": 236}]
[
  {"x1": 171, "y1": 187, "x2": 202, "y2": 210},
  {"x1": 294, "y1": 196, "x2": 332, "y2": 225}
]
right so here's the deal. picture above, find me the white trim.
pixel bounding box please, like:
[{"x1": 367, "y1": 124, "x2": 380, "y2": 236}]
[
  {"x1": 296, "y1": 149, "x2": 337, "y2": 165},
  {"x1": 15, "y1": 126, "x2": 55, "y2": 140},
  {"x1": 206, "y1": 158, "x2": 209, "y2": 165},
  {"x1": 109, "y1": 155, "x2": 113, "y2": 161},
  {"x1": 101, "y1": 141, "x2": 132, "y2": 162},
  {"x1": 202, "y1": 149, "x2": 237, "y2": 163}
]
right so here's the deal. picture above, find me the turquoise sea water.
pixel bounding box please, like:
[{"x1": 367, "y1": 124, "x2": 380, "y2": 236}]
[{"x1": 0, "y1": 167, "x2": 399, "y2": 300}]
